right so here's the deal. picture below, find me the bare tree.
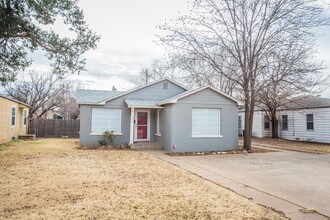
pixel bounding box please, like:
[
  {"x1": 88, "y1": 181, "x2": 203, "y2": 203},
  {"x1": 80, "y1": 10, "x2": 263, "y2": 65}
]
[
  {"x1": 256, "y1": 39, "x2": 326, "y2": 138},
  {"x1": 159, "y1": 0, "x2": 329, "y2": 150},
  {"x1": 137, "y1": 59, "x2": 173, "y2": 85},
  {"x1": 4, "y1": 71, "x2": 70, "y2": 118},
  {"x1": 57, "y1": 97, "x2": 80, "y2": 119},
  {"x1": 173, "y1": 57, "x2": 238, "y2": 96}
]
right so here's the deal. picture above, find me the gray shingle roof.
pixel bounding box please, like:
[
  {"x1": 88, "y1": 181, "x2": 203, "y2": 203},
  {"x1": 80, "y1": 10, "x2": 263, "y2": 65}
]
[
  {"x1": 283, "y1": 96, "x2": 330, "y2": 109},
  {"x1": 76, "y1": 89, "x2": 123, "y2": 104}
]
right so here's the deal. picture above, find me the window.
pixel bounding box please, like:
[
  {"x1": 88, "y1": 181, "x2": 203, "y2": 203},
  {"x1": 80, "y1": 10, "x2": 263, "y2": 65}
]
[
  {"x1": 306, "y1": 114, "x2": 314, "y2": 130},
  {"x1": 91, "y1": 108, "x2": 121, "y2": 134},
  {"x1": 282, "y1": 115, "x2": 288, "y2": 130},
  {"x1": 238, "y1": 116, "x2": 242, "y2": 130},
  {"x1": 11, "y1": 107, "x2": 16, "y2": 126},
  {"x1": 23, "y1": 109, "x2": 28, "y2": 126},
  {"x1": 264, "y1": 115, "x2": 270, "y2": 130},
  {"x1": 192, "y1": 108, "x2": 221, "y2": 137}
]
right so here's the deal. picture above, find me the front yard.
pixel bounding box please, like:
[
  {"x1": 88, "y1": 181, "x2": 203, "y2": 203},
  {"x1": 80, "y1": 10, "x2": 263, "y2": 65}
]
[
  {"x1": 0, "y1": 139, "x2": 286, "y2": 219},
  {"x1": 250, "y1": 137, "x2": 330, "y2": 153}
]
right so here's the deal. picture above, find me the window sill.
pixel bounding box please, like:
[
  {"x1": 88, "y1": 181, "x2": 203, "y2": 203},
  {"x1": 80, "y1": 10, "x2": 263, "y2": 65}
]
[
  {"x1": 90, "y1": 132, "x2": 123, "y2": 136},
  {"x1": 191, "y1": 135, "x2": 223, "y2": 138},
  {"x1": 155, "y1": 133, "x2": 161, "y2": 137}
]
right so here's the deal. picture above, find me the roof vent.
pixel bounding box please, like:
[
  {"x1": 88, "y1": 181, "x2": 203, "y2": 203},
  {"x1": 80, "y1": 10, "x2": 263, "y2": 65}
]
[{"x1": 163, "y1": 82, "x2": 168, "y2": 90}]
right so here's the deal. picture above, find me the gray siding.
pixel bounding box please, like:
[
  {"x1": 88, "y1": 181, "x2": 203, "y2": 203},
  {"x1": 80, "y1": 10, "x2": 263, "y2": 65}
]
[
  {"x1": 117, "y1": 79, "x2": 186, "y2": 101},
  {"x1": 155, "y1": 104, "x2": 174, "y2": 149},
  {"x1": 79, "y1": 80, "x2": 185, "y2": 147},
  {"x1": 162, "y1": 88, "x2": 238, "y2": 152}
]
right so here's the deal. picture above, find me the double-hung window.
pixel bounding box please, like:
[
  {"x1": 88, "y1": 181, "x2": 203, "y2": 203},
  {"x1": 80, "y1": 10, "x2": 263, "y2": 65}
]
[
  {"x1": 282, "y1": 115, "x2": 288, "y2": 130},
  {"x1": 306, "y1": 114, "x2": 314, "y2": 130},
  {"x1": 264, "y1": 115, "x2": 270, "y2": 130},
  {"x1": 192, "y1": 108, "x2": 221, "y2": 137},
  {"x1": 91, "y1": 108, "x2": 121, "y2": 134}
]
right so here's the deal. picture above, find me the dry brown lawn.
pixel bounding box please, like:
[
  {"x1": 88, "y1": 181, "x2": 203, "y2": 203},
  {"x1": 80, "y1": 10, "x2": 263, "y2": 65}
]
[
  {"x1": 250, "y1": 137, "x2": 330, "y2": 153},
  {"x1": 0, "y1": 139, "x2": 287, "y2": 219}
]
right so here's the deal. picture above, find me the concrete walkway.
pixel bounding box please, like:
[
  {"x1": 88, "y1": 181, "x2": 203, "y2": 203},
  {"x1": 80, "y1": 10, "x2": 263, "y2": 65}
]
[{"x1": 143, "y1": 148, "x2": 330, "y2": 220}]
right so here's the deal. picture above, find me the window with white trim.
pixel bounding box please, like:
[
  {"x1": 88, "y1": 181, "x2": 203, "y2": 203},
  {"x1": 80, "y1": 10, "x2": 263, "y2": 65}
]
[
  {"x1": 11, "y1": 106, "x2": 16, "y2": 126},
  {"x1": 282, "y1": 115, "x2": 288, "y2": 130},
  {"x1": 306, "y1": 114, "x2": 314, "y2": 130},
  {"x1": 192, "y1": 108, "x2": 221, "y2": 137},
  {"x1": 23, "y1": 109, "x2": 28, "y2": 126},
  {"x1": 264, "y1": 115, "x2": 270, "y2": 130},
  {"x1": 91, "y1": 108, "x2": 121, "y2": 134}
]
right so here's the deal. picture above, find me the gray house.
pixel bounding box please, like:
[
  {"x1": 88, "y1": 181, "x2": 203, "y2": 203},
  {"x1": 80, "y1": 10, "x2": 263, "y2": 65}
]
[{"x1": 76, "y1": 79, "x2": 241, "y2": 152}]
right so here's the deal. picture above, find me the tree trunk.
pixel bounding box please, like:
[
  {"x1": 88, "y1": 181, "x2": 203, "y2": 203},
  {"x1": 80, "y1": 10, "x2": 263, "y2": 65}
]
[
  {"x1": 243, "y1": 95, "x2": 255, "y2": 151},
  {"x1": 271, "y1": 111, "x2": 278, "y2": 138}
]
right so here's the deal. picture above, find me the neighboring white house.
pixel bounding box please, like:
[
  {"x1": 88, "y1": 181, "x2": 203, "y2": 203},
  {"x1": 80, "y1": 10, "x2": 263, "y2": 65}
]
[{"x1": 239, "y1": 96, "x2": 330, "y2": 143}]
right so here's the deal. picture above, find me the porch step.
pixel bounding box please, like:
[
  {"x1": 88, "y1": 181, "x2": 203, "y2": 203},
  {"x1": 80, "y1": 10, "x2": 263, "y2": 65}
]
[
  {"x1": 18, "y1": 134, "x2": 36, "y2": 140},
  {"x1": 132, "y1": 142, "x2": 163, "y2": 151}
]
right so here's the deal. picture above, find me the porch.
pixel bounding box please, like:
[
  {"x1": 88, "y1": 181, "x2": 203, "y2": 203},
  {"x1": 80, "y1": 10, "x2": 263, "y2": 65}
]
[{"x1": 125, "y1": 99, "x2": 163, "y2": 145}]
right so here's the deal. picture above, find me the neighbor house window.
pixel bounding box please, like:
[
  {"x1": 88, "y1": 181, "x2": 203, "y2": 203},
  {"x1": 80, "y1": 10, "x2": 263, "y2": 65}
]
[
  {"x1": 306, "y1": 114, "x2": 314, "y2": 130},
  {"x1": 11, "y1": 107, "x2": 16, "y2": 126},
  {"x1": 264, "y1": 115, "x2": 270, "y2": 130},
  {"x1": 23, "y1": 109, "x2": 28, "y2": 126},
  {"x1": 282, "y1": 115, "x2": 288, "y2": 130},
  {"x1": 192, "y1": 108, "x2": 221, "y2": 137},
  {"x1": 91, "y1": 108, "x2": 121, "y2": 134}
]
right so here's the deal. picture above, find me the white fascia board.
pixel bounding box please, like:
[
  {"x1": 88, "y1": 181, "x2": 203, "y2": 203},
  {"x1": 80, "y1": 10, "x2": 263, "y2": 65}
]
[
  {"x1": 127, "y1": 105, "x2": 164, "y2": 109},
  {"x1": 78, "y1": 102, "x2": 105, "y2": 106}
]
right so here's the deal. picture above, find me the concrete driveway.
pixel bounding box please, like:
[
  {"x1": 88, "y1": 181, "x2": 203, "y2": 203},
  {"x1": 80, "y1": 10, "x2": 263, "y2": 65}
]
[{"x1": 147, "y1": 149, "x2": 330, "y2": 219}]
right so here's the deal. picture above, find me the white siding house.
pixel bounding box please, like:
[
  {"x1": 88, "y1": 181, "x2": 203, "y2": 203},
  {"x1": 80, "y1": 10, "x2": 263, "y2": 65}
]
[{"x1": 239, "y1": 96, "x2": 330, "y2": 143}]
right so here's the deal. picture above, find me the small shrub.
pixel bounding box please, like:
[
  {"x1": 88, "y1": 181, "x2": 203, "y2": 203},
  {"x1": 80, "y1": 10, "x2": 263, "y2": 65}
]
[
  {"x1": 103, "y1": 130, "x2": 114, "y2": 145},
  {"x1": 98, "y1": 139, "x2": 107, "y2": 146}
]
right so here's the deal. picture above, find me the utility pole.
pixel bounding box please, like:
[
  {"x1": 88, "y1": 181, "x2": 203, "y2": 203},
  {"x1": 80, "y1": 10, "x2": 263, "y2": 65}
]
[{"x1": 145, "y1": 69, "x2": 148, "y2": 84}]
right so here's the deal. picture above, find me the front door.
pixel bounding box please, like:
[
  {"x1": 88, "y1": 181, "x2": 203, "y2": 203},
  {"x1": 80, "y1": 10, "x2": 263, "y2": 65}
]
[{"x1": 134, "y1": 110, "x2": 150, "y2": 141}]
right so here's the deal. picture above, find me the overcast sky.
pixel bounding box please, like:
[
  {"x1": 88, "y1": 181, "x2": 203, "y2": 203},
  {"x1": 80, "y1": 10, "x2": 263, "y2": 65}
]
[{"x1": 29, "y1": 0, "x2": 330, "y2": 96}]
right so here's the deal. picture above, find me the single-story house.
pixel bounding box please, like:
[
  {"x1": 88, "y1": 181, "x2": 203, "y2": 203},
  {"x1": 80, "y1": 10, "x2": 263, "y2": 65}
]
[
  {"x1": 76, "y1": 78, "x2": 241, "y2": 152},
  {"x1": 239, "y1": 96, "x2": 330, "y2": 143},
  {"x1": 0, "y1": 94, "x2": 30, "y2": 143}
]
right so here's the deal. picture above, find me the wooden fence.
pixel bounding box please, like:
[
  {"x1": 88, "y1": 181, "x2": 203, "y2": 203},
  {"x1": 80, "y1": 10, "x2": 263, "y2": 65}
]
[{"x1": 29, "y1": 119, "x2": 80, "y2": 138}]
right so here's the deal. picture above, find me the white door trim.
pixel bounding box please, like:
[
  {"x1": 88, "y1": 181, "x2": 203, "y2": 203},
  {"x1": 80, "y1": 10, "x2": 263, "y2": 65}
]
[{"x1": 134, "y1": 109, "x2": 150, "y2": 141}]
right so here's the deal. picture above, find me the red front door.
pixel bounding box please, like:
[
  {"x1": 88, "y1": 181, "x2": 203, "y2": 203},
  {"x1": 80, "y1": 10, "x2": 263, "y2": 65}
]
[{"x1": 137, "y1": 112, "x2": 148, "y2": 140}]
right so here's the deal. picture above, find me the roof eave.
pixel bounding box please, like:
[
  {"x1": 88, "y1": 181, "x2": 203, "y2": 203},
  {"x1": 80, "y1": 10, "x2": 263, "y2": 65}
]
[
  {"x1": 127, "y1": 105, "x2": 164, "y2": 109},
  {"x1": 97, "y1": 78, "x2": 188, "y2": 104},
  {"x1": 78, "y1": 102, "x2": 105, "y2": 106}
]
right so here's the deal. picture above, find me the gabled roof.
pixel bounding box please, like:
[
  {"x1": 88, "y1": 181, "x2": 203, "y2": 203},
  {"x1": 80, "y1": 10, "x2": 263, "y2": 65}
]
[
  {"x1": 0, "y1": 94, "x2": 30, "y2": 108},
  {"x1": 98, "y1": 78, "x2": 187, "y2": 105},
  {"x1": 76, "y1": 89, "x2": 123, "y2": 104},
  {"x1": 158, "y1": 86, "x2": 242, "y2": 105}
]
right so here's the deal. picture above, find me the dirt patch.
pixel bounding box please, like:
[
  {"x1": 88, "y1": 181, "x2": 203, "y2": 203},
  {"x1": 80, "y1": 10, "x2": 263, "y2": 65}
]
[
  {"x1": 248, "y1": 137, "x2": 330, "y2": 153},
  {"x1": 0, "y1": 139, "x2": 287, "y2": 219}
]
